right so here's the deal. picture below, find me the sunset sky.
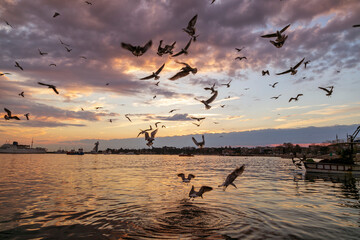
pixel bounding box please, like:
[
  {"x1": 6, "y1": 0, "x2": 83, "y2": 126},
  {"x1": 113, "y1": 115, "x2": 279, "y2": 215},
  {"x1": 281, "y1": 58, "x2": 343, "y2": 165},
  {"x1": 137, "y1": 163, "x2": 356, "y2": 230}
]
[{"x1": 1, "y1": 0, "x2": 359, "y2": 150}]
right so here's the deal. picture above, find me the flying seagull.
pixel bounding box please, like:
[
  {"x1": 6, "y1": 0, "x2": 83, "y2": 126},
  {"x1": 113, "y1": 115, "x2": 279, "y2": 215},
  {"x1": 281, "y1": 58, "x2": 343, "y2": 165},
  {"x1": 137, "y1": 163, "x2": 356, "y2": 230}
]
[
  {"x1": 65, "y1": 46, "x2": 72, "y2": 52},
  {"x1": 276, "y1": 58, "x2": 305, "y2": 75},
  {"x1": 4, "y1": 20, "x2": 13, "y2": 28},
  {"x1": 271, "y1": 94, "x2": 281, "y2": 100},
  {"x1": 49, "y1": 63, "x2": 56, "y2": 67},
  {"x1": 304, "y1": 60, "x2": 311, "y2": 69},
  {"x1": 137, "y1": 125, "x2": 152, "y2": 137},
  {"x1": 318, "y1": 86, "x2": 334, "y2": 96},
  {"x1": 220, "y1": 105, "x2": 225, "y2": 108},
  {"x1": 0, "y1": 72, "x2": 11, "y2": 76},
  {"x1": 261, "y1": 24, "x2": 290, "y2": 48},
  {"x1": 157, "y1": 40, "x2": 176, "y2": 56},
  {"x1": 235, "y1": 56, "x2": 247, "y2": 61},
  {"x1": 262, "y1": 70, "x2": 270, "y2": 76},
  {"x1": 125, "y1": 114, "x2": 132, "y2": 122},
  {"x1": 145, "y1": 128, "x2": 158, "y2": 147},
  {"x1": 53, "y1": 12, "x2": 60, "y2": 18},
  {"x1": 189, "y1": 185, "x2": 213, "y2": 200},
  {"x1": 169, "y1": 109, "x2": 179, "y2": 113},
  {"x1": 18, "y1": 92, "x2": 24, "y2": 97},
  {"x1": 155, "y1": 81, "x2": 160, "y2": 86},
  {"x1": 169, "y1": 61, "x2": 197, "y2": 80},
  {"x1": 218, "y1": 165, "x2": 245, "y2": 191},
  {"x1": 59, "y1": 38, "x2": 70, "y2": 47},
  {"x1": 183, "y1": 14, "x2": 198, "y2": 37},
  {"x1": 352, "y1": 24, "x2": 360, "y2": 28},
  {"x1": 211, "y1": 0, "x2": 216, "y2": 4},
  {"x1": 192, "y1": 135, "x2": 205, "y2": 148},
  {"x1": 178, "y1": 173, "x2": 195, "y2": 183},
  {"x1": 269, "y1": 82, "x2": 279, "y2": 88},
  {"x1": 121, "y1": 40, "x2": 152, "y2": 57},
  {"x1": 38, "y1": 82, "x2": 59, "y2": 94},
  {"x1": 292, "y1": 158, "x2": 302, "y2": 169},
  {"x1": 172, "y1": 38, "x2": 192, "y2": 57},
  {"x1": 24, "y1": 113, "x2": 30, "y2": 120},
  {"x1": 195, "y1": 91, "x2": 218, "y2": 109},
  {"x1": 85, "y1": 1, "x2": 92, "y2": 5},
  {"x1": 155, "y1": 122, "x2": 161, "y2": 128},
  {"x1": 140, "y1": 63, "x2": 165, "y2": 80},
  {"x1": 38, "y1": 49, "x2": 48, "y2": 56},
  {"x1": 222, "y1": 80, "x2": 232, "y2": 88},
  {"x1": 191, "y1": 116, "x2": 206, "y2": 121},
  {"x1": 4, "y1": 108, "x2": 20, "y2": 120},
  {"x1": 235, "y1": 47, "x2": 244, "y2": 52},
  {"x1": 289, "y1": 94, "x2": 303, "y2": 102},
  {"x1": 14, "y1": 62, "x2": 23, "y2": 70},
  {"x1": 204, "y1": 83, "x2": 216, "y2": 94}
]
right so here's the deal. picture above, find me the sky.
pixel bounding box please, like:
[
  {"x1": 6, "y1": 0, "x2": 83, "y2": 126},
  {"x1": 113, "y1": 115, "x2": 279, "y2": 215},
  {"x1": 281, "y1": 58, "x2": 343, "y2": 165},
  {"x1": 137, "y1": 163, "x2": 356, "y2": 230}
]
[{"x1": 0, "y1": 0, "x2": 359, "y2": 151}]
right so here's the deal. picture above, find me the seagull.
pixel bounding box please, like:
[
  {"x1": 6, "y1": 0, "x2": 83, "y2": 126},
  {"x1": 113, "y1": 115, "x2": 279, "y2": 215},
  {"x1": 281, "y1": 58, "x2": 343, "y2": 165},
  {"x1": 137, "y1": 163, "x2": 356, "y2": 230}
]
[
  {"x1": 65, "y1": 46, "x2": 72, "y2": 52},
  {"x1": 38, "y1": 82, "x2": 59, "y2": 94},
  {"x1": 49, "y1": 63, "x2": 57, "y2": 67},
  {"x1": 125, "y1": 114, "x2": 132, "y2": 122},
  {"x1": 4, "y1": 108, "x2": 20, "y2": 120},
  {"x1": 214, "y1": 122, "x2": 219, "y2": 124},
  {"x1": 352, "y1": 24, "x2": 360, "y2": 28},
  {"x1": 18, "y1": 92, "x2": 24, "y2": 97},
  {"x1": 269, "y1": 82, "x2": 279, "y2": 88},
  {"x1": 4, "y1": 20, "x2": 13, "y2": 28},
  {"x1": 121, "y1": 40, "x2": 152, "y2": 57},
  {"x1": 153, "y1": 95, "x2": 156, "y2": 99},
  {"x1": 178, "y1": 173, "x2": 195, "y2": 183},
  {"x1": 161, "y1": 125, "x2": 166, "y2": 128},
  {"x1": 276, "y1": 58, "x2": 305, "y2": 75},
  {"x1": 235, "y1": 47, "x2": 244, "y2": 52},
  {"x1": 53, "y1": 12, "x2": 60, "y2": 18},
  {"x1": 271, "y1": 95, "x2": 281, "y2": 100},
  {"x1": 235, "y1": 56, "x2": 247, "y2": 61},
  {"x1": 222, "y1": 80, "x2": 232, "y2": 88},
  {"x1": 169, "y1": 61, "x2": 197, "y2": 80},
  {"x1": 169, "y1": 109, "x2": 179, "y2": 113},
  {"x1": 95, "y1": 107, "x2": 103, "y2": 110},
  {"x1": 304, "y1": 60, "x2": 311, "y2": 69},
  {"x1": 38, "y1": 49, "x2": 48, "y2": 56},
  {"x1": 0, "y1": 72, "x2": 11, "y2": 76},
  {"x1": 155, "y1": 81, "x2": 160, "y2": 86},
  {"x1": 318, "y1": 86, "x2": 334, "y2": 96},
  {"x1": 289, "y1": 94, "x2": 303, "y2": 102},
  {"x1": 218, "y1": 165, "x2": 245, "y2": 190},
  {"x1": 262, "y1": 70, "x2": 270, "y2": 76},
  {"x1": 155, "y1": 122, "x2": 161, "y2": 128},
  {"x1": 157, "y1": 40, "x2": 176, "y2": 56},
  {"x1": 192, "y1": 122, "x2": 201, "y2": 127},
  {"x1": 140, "y1": 63, "x2": 165, "y2": 80},
  {"x1": 183, "y1": 14, "x2": 198, "y2": 37},
  {"x1": 59, "y1": 38, "x2": 70, "y2": 47},
  {"x1": 220, "y1": 105, "x2": 225, "y2": 108},
  {"x1": 85, "y1": 1, "x2": 92, "y2": 5},
  {"x1": 192, "y1": 135, "x2": 205, "y2": 148},
  {"x1": 195, "y1": 91, "x2": 218, "y2": 109},
  {"x1": 189, "y1": 186, "x2": 213, "y2": 200},
  {"x1": 145, "y1": 128, "x2": 158, "y2": 147},
  {"x1": 15, "y1": 62, "x2": 23, "y2": 70},
  {"x1": 105, "y1": 83, "x2": 109, "y2": 86},
  {"x1": 261, "y1": 24, "x2": 290, "y2": 48},
  {"x1": 211, "y1": 0, "x2": 216, "y2": 4},
  {"x1": 204, "y1": 83, "x2": 216, "y2": 94},
  {"x1": 24, "y1": 113, "x2": 30, "y2": 120},
  {"x1": 172, "y1": 38, "x2": 192, "y2": 57},
  {"x1": 191, "y1": 116, "x2": 206, "y2": 121},
  {"x1": 137, "y1": 125, "x2": 152, "y2": 137},
  {"x1": 80, "y1": 56, "x2": 87, "y2": 59}
]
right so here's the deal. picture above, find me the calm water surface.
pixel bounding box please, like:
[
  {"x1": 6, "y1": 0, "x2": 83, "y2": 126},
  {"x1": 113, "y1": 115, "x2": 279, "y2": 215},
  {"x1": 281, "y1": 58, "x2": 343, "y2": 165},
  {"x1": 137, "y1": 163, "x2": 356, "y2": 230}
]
[{"x1": 0, "y1": 154, "x2": 359, "y2": 239}]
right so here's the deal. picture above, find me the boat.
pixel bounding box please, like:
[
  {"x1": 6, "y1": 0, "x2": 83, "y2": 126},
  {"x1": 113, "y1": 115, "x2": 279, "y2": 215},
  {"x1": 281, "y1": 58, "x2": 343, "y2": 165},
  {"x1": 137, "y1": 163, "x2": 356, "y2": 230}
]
[
  {"x1": 66, "y1": 148, "x2": 84, "y2": 155},
  {"x1": 179, "y1": 153, "x2": 194, "y2": 157},
  {"x1": 0, "y1": 141, "x2": 46, "y2": 154},
  {"x1": 303, "y1": 125, "x2": 360, "y2": 174}
]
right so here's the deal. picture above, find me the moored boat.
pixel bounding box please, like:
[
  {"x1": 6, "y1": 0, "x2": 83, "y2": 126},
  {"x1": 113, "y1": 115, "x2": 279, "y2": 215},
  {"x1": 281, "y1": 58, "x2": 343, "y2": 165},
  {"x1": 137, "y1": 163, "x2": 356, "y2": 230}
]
[
  {"x1": 0, "y1": 141, "x2": 46, "y2": 154},
  {"x1": 179, "y1": 153, "x2": 194, "y2": 157},
  {"x1": 67, "y1": 148, "x2": 84, "y2": 155}
]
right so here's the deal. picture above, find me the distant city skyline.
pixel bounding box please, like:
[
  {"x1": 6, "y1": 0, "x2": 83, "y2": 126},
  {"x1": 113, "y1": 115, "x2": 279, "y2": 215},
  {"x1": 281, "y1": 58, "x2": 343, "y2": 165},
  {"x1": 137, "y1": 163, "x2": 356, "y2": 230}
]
[{"x1": 1, "y1": 0, "x2": 359, "y2": 150}]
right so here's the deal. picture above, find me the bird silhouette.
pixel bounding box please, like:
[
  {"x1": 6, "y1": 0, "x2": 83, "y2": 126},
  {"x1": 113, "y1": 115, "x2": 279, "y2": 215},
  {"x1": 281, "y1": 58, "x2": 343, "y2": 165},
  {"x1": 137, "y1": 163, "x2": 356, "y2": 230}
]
[
  {"x1": 262, "y1": 70, "x2": 270, "y2": 76},
  {"x1": 192, "y1": 122, "x2": 201, "y2": 127},
  {"x1": 318, "y1": 86, "x2": 334, "y2": 96},
  {"x1": 140, "y1": 63, "x2": 165, "y2": 80},
  {"x1": 38, "y1": 49, "x2": 48, "y2": 56},
  {"x1": 53, "y1": 12, "x2": 60, "y2": 18},
  {"x1": 222, "y1": 80, "x2": 232, "y2": 88},
  {"x1": 169, "y1": 109, "x2": 179, "y2": 113},
  {"x1": 49, "y1": 63, "x2": 56, "y2": 67},
  {"x1": 24, "y1": 113, "x2": 30, "y2": 120},
  {"x1": 276, "y1": 58, "x2": 305, "y2": 75},
  {"x1": 157, "y1": 40, "x2": 176, "y2": 56},
  {"x1": 0, "y1": 72, "x2": 11, "y2": 76},
  {"x1": 178, "y1": 173, "x2": 195, "y2": 183},
  {"x1": 183, "y1": 14, "x2": 198, "y2": 37},
  {"x1": 59, "y1": 38, "x2": 70, "y2": 47},
  {"x1": 191, "y1": 116, "x2": 206, "y2": 121},
  {"x1": 204, "y1": 83, "x2": 216, "y2": 94},
  {"x1": 169, "y1": 61, "x2": 197, "y2": 80},
  {"x1": 125, "y1": 114, "x2": 132, "y2": 122},
  {"x1": 235, "y1": 56, "x2": 247, "y2": 61},
  {"x1": 4, "y1": 20, "x2": 13, "y2": 28},
  {"x1": 218, "y1": 165, "x2": 245, "y2": 190},
  {"x1": 38, "y1": 82, "x2": 59, "y2": 94},
  {"x1": 235, "y1": 47, "x2": 244, "y2": 52},
  {"x1": 65, "y1": 46, "x2": 72, "y2": 52},
  {"x1": 271, "y1": 95, "x2": 281, "y2": 100},
  {"x1": 289, "y1": 94, "x2": 303, "y2": 102},
  {"x1": 145, "y1": 129, "x2": 158, "y2": 147},
  {"x1": 14, "y1": 62, "x2": 23, "y2": 70},
  {"x1": 18, "y1": 92, "x2": 24, "y2": 97},
  {"x1": 195, "y1": 91, "x2": 218, "y2": 109},
  {"x1": 121, "y1": 40, "x2": 152, "y2": 57},
  {"x1": 172, "y1": 38, "x2": 192, "y2": 57},
  {"x1": 261, "y1": 24, "x2": 290, "y2": 48},
  {"x1": 85, "y1": 1, "x2": 92, "y2": 5},
  {"x1": 352, "y1": 24, "x2": 360, "y2": 28},
  {"x1": 4, "y1": 108, "x2": 20, "y2": 120},
  {"x1": 304, "y1": 60, "x2": 311, "y2": 68},
  {"x1": 192, "y1": 135, "x2": 205, "y2": 148},
  {"x1": 155, "y1": 122, "x2": 161, "y2": 128},
  {"x1": 269, "y1": 82, "x2": 279, "y2": 88},
  {"x1": 189, "y1": 186, "x2": 212, "y2": 200}
]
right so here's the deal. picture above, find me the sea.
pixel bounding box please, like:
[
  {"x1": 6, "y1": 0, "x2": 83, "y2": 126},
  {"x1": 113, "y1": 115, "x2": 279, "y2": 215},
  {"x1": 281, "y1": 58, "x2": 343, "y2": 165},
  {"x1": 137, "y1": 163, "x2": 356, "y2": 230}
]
[{"x1": 0, "y1": 154, "x2": 359, "y2": 240}]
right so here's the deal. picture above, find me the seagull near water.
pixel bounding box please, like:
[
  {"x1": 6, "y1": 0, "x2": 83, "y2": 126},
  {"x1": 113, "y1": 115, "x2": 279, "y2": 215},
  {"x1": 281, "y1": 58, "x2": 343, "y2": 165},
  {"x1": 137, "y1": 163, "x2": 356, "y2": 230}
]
[
  {"x1": 4, "y1": 108, "x2": 20, "y2": 120},
  {"x1": 121, "y1": 40, "x2": 152, "y2": 57},
  {"x1": 178, "y1": 173, "x2": 195, "y2": 183},
  {"x1": 192, "y1": 135, "x2": 205, "y2": 148},
  {"x1": 276, "y1": 58, "x2": 305, "y2": 75},
  {"x1": 189, "y1": 186, "x2": 213, "y2": 200},
  {"x1": 145, "y1": 128, "x2": 158, "y2": 147},
  {"x1": 169, "y1": 61, "x2": 197, "y2": 80},
  {"x1": 38, "y1": 82, "x2": 59, "y2": 94},
  {"x1": 140, "y1": 63, "x2": 165, "y2": 80},
  {"x1": 218, "y1": 165, "x2": 245, "y2": 191},
  {"x1": 195, "y1": 90, "x2": 218, "y2": 109}
]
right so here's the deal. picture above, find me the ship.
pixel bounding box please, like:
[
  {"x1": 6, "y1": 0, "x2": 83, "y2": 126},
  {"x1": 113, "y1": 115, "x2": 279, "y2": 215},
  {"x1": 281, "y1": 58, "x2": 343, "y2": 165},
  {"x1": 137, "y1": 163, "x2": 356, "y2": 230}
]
[
  {"x1": 0, "y1": 141, "x2": 46, "y2": 154},
  {"x1": 66, "y1": 148, "x2": 84, "y2": 155}
]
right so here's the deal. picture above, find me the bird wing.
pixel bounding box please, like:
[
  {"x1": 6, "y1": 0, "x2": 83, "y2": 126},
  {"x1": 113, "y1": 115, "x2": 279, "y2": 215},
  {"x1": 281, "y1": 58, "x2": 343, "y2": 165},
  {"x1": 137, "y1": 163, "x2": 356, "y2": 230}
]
[
  {"x1": 171, "y1": 50, "x2": 184, "y2": 57},
  {"x1": 144, "y1": 131, "x2": 150, "y2": 140},
  {"x1": 261, "y1": 32, "x2": 277, "y2": 38},
  {"x1": 293, "y1": 58, "x2": 305, "y2": 69},
  {"x1": 141, "y1": 40, "x2": 152, "y2": 53},
  {"x1": 38, "y1": 82, "x2": 50, "y2": 87},
  {"x1": 51, "y1": 87, "x2": 59, "y2": 94},
  {"x1": 4, "y1": 108, "x2": 11, "y2": 116},
  {"x1": 189, "y1": 185, "x2": 195, "y2": 196},
  {"x1": 184, "y1": 38, "x2": 192, "y2": 50},
  {"x1": 140, "y1": 74, "x2": 154, "y2": 80},
  {"x1": 155, "y1": 63, "x2": 165, "y2": 75},
  {"x1": 188, "y1": 174, "x2": 195, "y2": 179},
  {"x1": 296, "y1": 94, "x2": 303, "y2": 98},
  {"x1": 151, "y1": 128, "x2": 158, "y2": 138},
  {"x1": 13, "y1": 116, "x2": 20, "y2": 120},
  {"x1": 169, "y1": 70, "x2": 189, "y2": 80},
  {"x1": 318, "y1": 87, "x2": 330, "y2": 94},
  {"x1": 175, "y1": 61, "x2": 190, "y2": 68},
  {"x1": 187, "y1": 14, "x2": 198, "y2": 28},
  {"x1": 157, "y1": 40, "x2": 163, "y2": 51},
  {"x1": 205, "y1": 91, "x2": 218, "y2": 104},
  {"x1": 280, "y1": 24, "x2": 291, "y2": 33},
  {"x1": 289, "y1": 97, "x2": 295, "y2": 102},
  {"x1": 201, "y1": 135, "x2": 205, "y2": 145},
  {"x1": 121, "y1": 42, "x2": 135, "y2": 52},
  {"x1": 198, "y1": 186, "x2": 213, "y2": 195},
  {"x1": 276, "y1": 69, "x2": 291, "y2": 75},
  {"x1": 192, "y1": 137, "x2": 199, "y2": 146},
  {"x1": 177, "y1": 173, "x2": 185, "y2": 180}
]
